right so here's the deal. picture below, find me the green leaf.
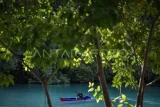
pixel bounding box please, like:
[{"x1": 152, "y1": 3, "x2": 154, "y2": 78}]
[
  {"x1": 88, "y1": 87, "x2": 94, "y2": 92},
  {"x1": 96, "y1": 93, "x2": 103, "y2": 103},
  {"x1": 131, "y1": 59, "x2": 135, "y2": 65},
  {"x1": 89, "y1": 82, "x2": 94, "y2": 87},
  {"x1": 118, "y1": 104, "x2": 124, "y2": 107},
  {"x1": 8, "y1": 74, "x2": 14, "y2": 85},
  {"x1": 97, "y1": 86, "x2": 100, "y2": 92},
  {"x1": 93, "y1": 91, "x2": 98, "y2": 97},
  {"x1": 121, "y1": 94, "x2": 127, "y2": 101},
  {"x1": 126, "y1": 104, "x2": 134, "y2": 107}
]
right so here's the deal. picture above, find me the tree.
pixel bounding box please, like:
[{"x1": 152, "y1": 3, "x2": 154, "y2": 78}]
[
  {"x1": 1, "y1": 0, "x2": 159, "y2": 107},
  {"x1": 57, "y1": 0, "x2": 121, "y2": 106},
  {"x1": 0, "y1": 0, "x2": 66, "y2": 107},
  {"x1": 85, "y1": 1, "x2": 160, "y2": 107},
  {"x1": 116, "y1": 1, "x2": 160, "y2": 106}
]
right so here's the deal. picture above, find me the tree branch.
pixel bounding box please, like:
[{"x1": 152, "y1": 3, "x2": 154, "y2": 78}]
[
  {"x1": 136, "y1": 9, "x2": 160, "y2": 106},
  {"x1": 128, "y1": 33, "x2": 141, "y2": 74},
  {"x1": 76, "y1": 29, "x2": 88, "y2": 46},
  {"x1": 146, "y1": 75, "x2": 160, "y2": 87},
  {"x1": 45, "y1": 70, "x2": 57, "y2": 83},
  {"x1": 0, "y1": 39, "x2": 43, "y2": 83},
  {"x1": 144, "y1": 10, "x2": 160, "y2": 87},
  {"x1": 141, "y1": 9, "x2": 160, "y2": 80},
  {"x1": 22, "y1": 62, "x2": 43, "y2": 84}
]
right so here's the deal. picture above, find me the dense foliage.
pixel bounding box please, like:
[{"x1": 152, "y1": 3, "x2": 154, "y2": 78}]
[
  {"x1": 1, "y1": 58, "x2": 159, "y2": 85},
  {"x1": 0, "y1": 0, "x2": 160, "y2": 107}
]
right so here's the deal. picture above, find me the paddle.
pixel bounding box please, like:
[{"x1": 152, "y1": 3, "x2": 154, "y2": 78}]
[
  {"x1": 75, "y1": 91, "x2": 79, "y2": 97},
  {"x1": 75, "y1": 91, "x2": 78, "y2": 94},
  {"x1": 75, "y1": 91, "x2": 84, "y2": 100}
]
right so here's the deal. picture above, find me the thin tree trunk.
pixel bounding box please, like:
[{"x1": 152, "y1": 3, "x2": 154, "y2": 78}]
[
  {"x1": 138, "y1": 75, "x2": 160, "y2": 106},
  {"x1": 138, "y1": 85, "x2": 145, "y2": 107},
  {"x1": 138, "y1": 76, "x2": 160, "y2": 106},
  {"x1": 43, "y1": 71, "x2": 56, "y2": 107},
  {"x1": 135, "y1": 10, "x2": 160, "y2": 107},
  {"x1": 96, "y1": 54, "x2": 112, "y2": 107},
  {"x1": 0, "y1": 40, "x2": 57, "y2": 107},
  {"x1": 94, "y1": 26, "x2": 112, "y2": 107},
  {"x1": 43, "y1": 81, "x2": 52, "y2": 107}
]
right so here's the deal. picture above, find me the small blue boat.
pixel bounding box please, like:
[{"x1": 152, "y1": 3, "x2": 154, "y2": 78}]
[{"x1": 60, "y1": 96, "x2": 91, "y2": 102}]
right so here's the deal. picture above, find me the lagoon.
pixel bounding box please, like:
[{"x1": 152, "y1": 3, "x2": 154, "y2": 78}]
[{"x1": 0, "y1": 84, "x2": 160, "y2": 107}]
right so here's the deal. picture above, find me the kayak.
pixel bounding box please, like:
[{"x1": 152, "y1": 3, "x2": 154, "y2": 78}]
[{"x1": 60, "y1": 96, "x2": 91, "y2": 102}]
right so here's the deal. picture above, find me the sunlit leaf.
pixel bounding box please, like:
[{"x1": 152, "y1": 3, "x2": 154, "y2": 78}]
[
  {"x1": 96, "y1": 93, "x2": 103, "y2": 103},
  {"x1": 118, "y1": 104, "x2": 124, "y2": 107},
  {"x1": 121, "y1": 94, "x2": 127, "y2": 101},
  {"x1": 88, "y1": 87, "x2": 94, "y2": 92},
  {"x1": 97, "y1": 86, "x2": 100, "y2": 92}
]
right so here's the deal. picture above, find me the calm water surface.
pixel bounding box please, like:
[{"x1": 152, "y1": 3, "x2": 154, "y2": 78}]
[{"x1": 0, "y1": 84, "x2": 160, "y2": 107}]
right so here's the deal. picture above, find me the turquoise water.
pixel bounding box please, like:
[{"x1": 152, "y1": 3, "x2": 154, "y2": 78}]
[{"x1": 0, "y1": 84, "x2": 160, "y2": 107}]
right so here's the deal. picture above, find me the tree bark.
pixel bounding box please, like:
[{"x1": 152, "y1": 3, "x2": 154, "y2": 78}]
[
  {"x1": 42, "y1": 71, "x2": 56, "y2": 107},
  {"x1": 135, "y1": 10, "x2": 160, "y2": 107},
  {"x1": 96, "y1": 54, "x2": 112, "y2": 107},
  {"x1": 94, "y1": 26, "x2": 112, "y2": 107},
  {"x1": 43, "y1": 81, "x2": 52, "y2": 107},
  {"x1": 137, "y1": 75, "x2": 160, "y2": 106}
]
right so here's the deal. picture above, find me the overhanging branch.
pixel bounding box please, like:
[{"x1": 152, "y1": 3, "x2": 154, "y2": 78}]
[
  {"x1": 0, "y1": 39, "x2": 43, "y2": 83},
  {"x1": 146, "y1": 75, "x2": 160, "y2": 87}
]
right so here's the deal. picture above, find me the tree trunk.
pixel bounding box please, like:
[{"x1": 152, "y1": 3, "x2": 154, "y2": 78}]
[
  {"x1": 137, "y1": 75, "x2": 160, "y2": 106},
  {"x1": 96, "y1": 53, "x2": 112, "y2": 107},
  {"x1": 137, "y1": 75, "x2": 160, "y2": 107},
  {"x1": 43, "y1": 82, "x2": 52, "y2": 107},
  {"x1": 141, "y1": 86, "x2": 145, "y2": 107},
  {"x1": 139, "y1": 84, "x2": 146, "y2": 107},
  {"x1": 135, "y1": 10, "x2": 160, "y2": 107},
  {"x1": 94, "y1": 26, "x2": 112, "y2": 107},
  {"x1": 135, "y1": 81, "x2": 145, "y2": 107}
]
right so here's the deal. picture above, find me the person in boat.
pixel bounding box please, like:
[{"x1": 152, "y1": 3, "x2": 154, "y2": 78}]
[{"x1": 77, "y1": 92, "x2": 83, "y2": 99}]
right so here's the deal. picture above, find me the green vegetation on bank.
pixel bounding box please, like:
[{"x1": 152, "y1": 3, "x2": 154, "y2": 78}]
[{"x1": 1, "y1": 59, "x2": 159, "y2": 85}]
